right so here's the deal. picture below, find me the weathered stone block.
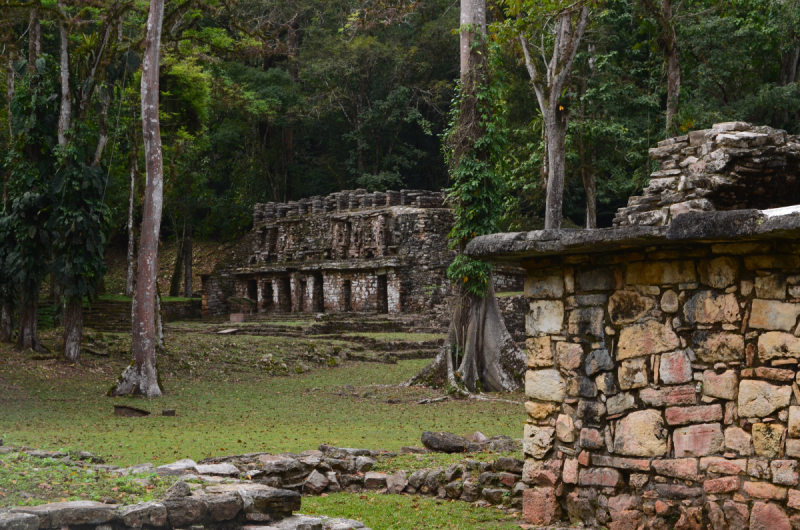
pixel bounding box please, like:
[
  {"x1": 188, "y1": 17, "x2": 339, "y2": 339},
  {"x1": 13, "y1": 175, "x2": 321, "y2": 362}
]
[
  {"x1": 618, "y1": 358, "x2": 648, "y2": 390},
  {"x1": 683, "y1": 291, "x2": 740, "y2": 324},
  {"x1": 578, "y1": 268, "x2": 615, "y2": 291},
  {"x1": 756, "y1": 274, "x2": 787, "y2": 299},
  {"x1": 0, "y1": 513, "x2": 40, "y2": 530},
  {"x1": 698, "y1": 256, "x2": 738, "y2": 289},
  {"x1": 607, "y1": 392, "x2": 636, "y2": 415},
  {"x1": 562, "y1": 458, "x2": 579, "y2": 484},
  {"x1": 651, "y1": 458, "x2": 699, "y2": 481},
  {"x1": 758, "y1": 332, "x2": 800, "y2": 361},
  {"x1": 11, "y1": 502, "x2": 119, "y2": 529},
  {"x1": 522, "y1": 487, "x2": 559, "y2": 526},
  {"x1": 613, "y1": 409, "x2": 667, "y2": 457},
  {"x1": 692, "y1": 331, "x2": 745, "y2": 363},
  {"x1": 786, "y1": 438, "x2": 800, "y2": 458},
  {"x1": 577, "y1": 399, "x2": 606, "y2": 423},
  {"x1": 523, "y1": 424, "x2": 555, "y2": 459},
  {"x1": 585, "y1": 348, "x2": 614, "y2": 375},
  {"x1": 722, "y1": 500, "x2": 750, "y2": 530},
  {"x1": 608, "y1": 291, "x2": 654, "y2": 324},
  {"x1": 788, "y1": 406, "x2": 800, "y2": 438},
  {"x1": 524, "y1": 401, "x2": 559, "y2": 420},
  {"x1": 119, "y1": 502, "x2": 168, "y2": 528},
  {"x1": 579, "y1": 467, "x2": 624, "y2": 487},
  {"x1": 659, "y1": 350, "x2": 693, "y2": 384},
  {"x1": 527, "y1": 301, "x2": 564, "y2": 336},
  {"x1": 770, "y1": 460, "x2": 799, "y2": 486},
  {"x1": 673, "y1": 423, "x2": 724, "y2": 457},
  {"x1": 618, "y1": 320, "x2": 680, "y2": 360},
  {"x1": 591, "y1": 454, "x2": 651, "y2": 471},
  {"x1": 703, "y1": 476, "x2": 740, "y2": 493},
  {"x1": 525, "y1": 369, "x2": 566, "y2": 402},
  {"x1": 752, "y1": 423, "x2": 784, "y2": 459},
  {"x1": 738, "y1": 380, "x2": 791, "y2": 417},
  {"x1": 580, "y1": 428, "x2": 605, "y2": 449},
  {"x1": 521, "y1": 458, "x2": 562, "y2": 486},
  {"x1": 665, "y1": 404, "x2": 723, "y2": 425},
  {"x1": 744, "y1": 254, "x2": 800, "y2": 270},
  {"x1": 749, "y1": 299, "x2": 800, "y2": 331},
  {"x1": 625, "y1": 261, "x2": 696, "y2": 285},
  {"x1": 703, "y1": 369, "x2": 738, "y2": 400},
  {"x1": 743, "y1": 483, "x2": 788, "y2": 501},
  {"x1": 700, "y1": 456, "x2": 746, "y2": 474},
  {"x1": 595, "y1": 372, "x2": 619, "y2": 396},
  {"x1": 555, "y1": 414, "x2": 575, "y2": 443},
  {"x1": 640, "y1": 384, "x2": 697, "y2": 407},
  {"x1": 525, "y1": 273, "x2": 564, "y2": 299},
  {"x1": 661, "y1": 289, "x2": 679, "y2": 313},
  {"x1": 568, "y1": 307, "x2": 605, "y2": 338},
  {"x1": 555, "y1": 342, "x2": 584, "y2": 370},
  {"x1": 525, "y1": 337, "x2": 553, "y2": 368}
]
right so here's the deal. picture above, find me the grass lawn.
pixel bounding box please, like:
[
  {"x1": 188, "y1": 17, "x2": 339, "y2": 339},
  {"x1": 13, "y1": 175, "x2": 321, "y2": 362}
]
[{"x1": 0, "y1": 340, "x2": 524, "y2": 467}]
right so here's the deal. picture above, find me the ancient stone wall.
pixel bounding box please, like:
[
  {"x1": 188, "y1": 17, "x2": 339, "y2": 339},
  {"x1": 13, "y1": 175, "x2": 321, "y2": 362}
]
[
  {"x1": 614, "y1": 122, "x2": 800, "y2": 227},
  {"x1": 518, "y1": 241, "x2": 800, "y2": 529}
]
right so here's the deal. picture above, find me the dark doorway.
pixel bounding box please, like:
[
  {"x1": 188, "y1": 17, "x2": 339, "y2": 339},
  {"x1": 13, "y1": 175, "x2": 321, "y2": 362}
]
[
  {"x1": 262, "y1": 282, "x2": 274, "y2": 311},
  {"x1": 376, "y1": 275, "x2": 388, "y2": 314},
  {"x1": 298, "y1": 278, "x2": 307, "y2": 312},
  {"x1": 342, "y1": 280, "x2": 352, "y2": 312},
  {"x1": 280, "y1": 277, "x2": 292, "y2": 312},
  {"x1": 312, "y1": 273, "x2": 324, "y2": 312},
  {"x1": 247, "y1": 279, "x2": 257, "y2": 301}
]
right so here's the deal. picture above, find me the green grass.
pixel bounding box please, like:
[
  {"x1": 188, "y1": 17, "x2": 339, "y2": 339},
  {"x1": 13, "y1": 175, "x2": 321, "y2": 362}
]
[
  {"x1": 0, "y1": 350, "x2": 525, "y2": 467},
  {"x1": 343, "y1": 332, "x2": 445, "y2": 342},
  {"x1": 303, "y1": 493, "x2": 523, "y2": 530},
  {"x1": 0, "y1": 452, "x2": 177, "y2": 507}
]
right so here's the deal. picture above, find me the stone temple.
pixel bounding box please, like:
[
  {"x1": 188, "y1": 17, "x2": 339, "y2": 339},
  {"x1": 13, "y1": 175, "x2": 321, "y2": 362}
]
[
  {"x1": 200, "y1": 189, "x2": 523, "y2": 318},
  {"x1": 467, "y1": 123, "x2": 800, "y2": 528}
]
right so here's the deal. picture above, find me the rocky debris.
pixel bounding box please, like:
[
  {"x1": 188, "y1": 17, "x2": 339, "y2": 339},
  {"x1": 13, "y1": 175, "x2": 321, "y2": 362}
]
[{"x1": 420, "y1": 431, "x2": 468, "y2": 453}]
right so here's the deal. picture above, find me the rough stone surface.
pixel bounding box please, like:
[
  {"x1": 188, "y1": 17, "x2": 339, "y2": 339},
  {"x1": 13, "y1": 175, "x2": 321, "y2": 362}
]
[
  {"x1": 421, "y1": 432, "x2": 468, "y2": 453},
  {"x1": 523, "y1": 425, "x2": 555, "y2": 460},
  {"x1": 752, "y1": 423, "x2": 785, "y2": 459},
  {"x1": 608, "y1": 291, "x2": 654, "y2": 324},
  {"x1": 660, "y1": 350, "x2": 694, "y2": 384},
  {"x1": 770, "y1": 460, "x2": 799, "y2": 486},
  {"x1": 0, "y1": 513, "x2": 41, "y2": 530},
  {"x1": 692, "y1": 331, "x2": 745, "y2": 363},
  {"x1": 703, "y1": 370, "x2": 739, "y2": 400},
  {"x1": 525, "y1": 369, "x2": 566, "y2": 402},
  {"x1": 555, "y1": 342, "x2": 584, "y2": 371},
  {"x1": 618, "y1": 358, "x2": 649, "y2": 390},
  {"x1": 527, "y1": 301, "x2": 565, "y2": 336},
  {"x1": 618, "y1": 321, "x2": 680, "y2": 360},
  {"x1": 749, "y1": 300, "x2": 800, "y2": 331},
  {"x1": 613, "y1": 410, "x2": 667, "y2": 457},
  {"x1": 738, "y1": 380, "x2": 791, "y2": 417},
  {"x1": 673, "y1": 423, "x2": 725, "y2": 457},
  {"x1": 698, "y1": 257, "x2": 739, "y2": 289},
  {"x1": 683, "y1": 291, "x2": 740, "y2": 325},
  {"x1": 522, "y1": 487, "x2": 559, "y2": 526},
  {"x1": 665, "y1": 404, "x2": 723, "y2": 425},
  {"x1": 585, "y1": 348, "x2": 614, "y2": 375},
  {"x1": 758, "y1": 332, "x2": 800, "y2": 361}
]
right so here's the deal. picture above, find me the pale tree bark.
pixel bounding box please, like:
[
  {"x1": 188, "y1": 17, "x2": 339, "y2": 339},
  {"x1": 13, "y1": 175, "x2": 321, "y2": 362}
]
[
  {"x1": 780, "y1": 46, "x2": 800, "y2": 86},
  {"x1": 183, "y1": 223, "x2": 192, "y2": 297},
  {"x1": 643, "y1": 0, "x2": 680, "y2": 135},
  {"x1": 519, "y1": 6, "x2": 590, "y2": 230},
  {"x1": 63, "y1": 300, "x2": 82, "y2": 363},
  {"x1": 92, "y1": 88, "x2": 112, "y2": 165},
  {"x1": 125, "y1": 147, "x2": 138, "y2": 297},
  {"x1": 408, "y1": 0, "x2": 525, "y2": 393},
  {"x1": 28, "y1": 6, "x2": 42, "y2": 74},
  {"x1": 57, "y1": 1, "x2": 71, "y2": 147},
  {"x1": 112, "y1": 0, "x2": 165, "y2": 398}
]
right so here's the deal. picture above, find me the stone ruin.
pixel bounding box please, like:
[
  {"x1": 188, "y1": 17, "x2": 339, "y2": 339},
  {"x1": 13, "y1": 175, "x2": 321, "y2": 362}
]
[
  {"x1": 466, "y1": 123, "x2": 800, "y2": 528},
  {"x1": 201, "y1": 189, "x2": 524, "y2": 319}
]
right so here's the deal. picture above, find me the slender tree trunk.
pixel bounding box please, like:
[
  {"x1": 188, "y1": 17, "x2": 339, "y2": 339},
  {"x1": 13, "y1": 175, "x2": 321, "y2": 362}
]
[
  {"x1": 0, "y1": 304, "x2": 12, "y2": 343},
  {"x1": 5, "y1": 51, "x2": 14, "y2": 207},
  {"x1": 57, "y1": 3, "x2": 71, "y2": 147},
  {"x1": 28, "y1": 7, "x2": 42, "y2": 74},
  {"x1": 63, "y1": 298, "x2": 82, "y2": 363},
  {"x1": 544, "y1": 110, "x2": 568, "y2": 229},
  {"x1": 664, "y1": 30, "x2": 680, "y2": 135},
  {"x1": 780, "y1": 46, "x2": 800, "y2": 86},
  {"x1": 17, "y1": 288, "x2": 42, "y2": 352},
  {"x1": 183, "y1": 223, "x2": 192, "y2": 297},
  {"x1": 156, "y1": 285, "x2": 164, "y2": 351},
  {"x1": 112, "y1": 0, "x2": 165, "y2": 398},
  {"x1": 126, "y1": 126, "x2": 139, "y2": 297},
  {"x1": 579, "y1": 135, "x2": 597, "y2": 229},
  {"x1": 92, "y1": 89, "x2": 112, "y2": 165}
]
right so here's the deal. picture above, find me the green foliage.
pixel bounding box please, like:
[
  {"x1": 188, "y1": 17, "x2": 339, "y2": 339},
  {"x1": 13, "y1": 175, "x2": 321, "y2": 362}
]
[{"x1": 446, "y1": 255, "x2": 493, "y2": 298}]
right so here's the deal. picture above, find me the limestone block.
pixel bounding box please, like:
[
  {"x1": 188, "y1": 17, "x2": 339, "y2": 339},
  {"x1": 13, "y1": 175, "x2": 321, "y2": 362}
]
[
  {"x1": 683, "y1": 290, "x2": 740, "y2": 324},
  {"x1": 578, "y1": 468, "x2": 623, "y2": 487},
  {"x1": 770, "y1": 460, "x2": 799, "y2": 486},
  {"x1": 749, "y1": 299, "x2": 800, "y2": 331},
  {"x1": 525, "y1": 401, "x2": 559, "y2": 420},
  {"x1": 585, "y1": 348, "x2": 614, "y2": 375},
  {"x1": 525, "y1": 370, "x2": 565, "y2": 402},
  {"x1": 692, "y1": 331, "x2": 745, "y2": 363},
  {"x1": 752, "y1": 423, "x2": 784, "y2": 459},
  {"x1": 579, "y1": 428, "x2": 605, "y2": 449},
  {"x1": 665, "y1": 404, "x2": 723, "y2": 425},
  {"x1": 625, "y1": 260, "x2": 696, "y2": 285},
  {"x1": 651, "y1": 458, "x2": 699, "y2": 481},
  {"x1": 756, "y1": 274, "x2": 787, "y2": 300},
  {"x1": 577, "y1": 400, "x2": 606, "y2": 423},
  {"x1": 659, "y1": 350, "x2": 693, "y2": 384},
  {"x1": 613, "y1": 409, "x2": 667, "y2": 457},
  {"x1": 789, "y1": 406, "x2": 800, "y2": 438},
  {"x1": 606, "y1": 392, "x2": 636, "y2": 415},
  {"x1": 522, "y1": 487, "x2": 559, "y2": 526},
  {"x1": 786, "y1": 439, "x2": 800, "y2": 458},
  {"x1": 608, "y1": 291, "x2": 654, "y2": 324},
  {"x1": 524, "y1": 272, "x2": 564, "y2": 299},
  {"x1": 673, "y1": 423, "x2": 724, "y2": 457},
  {"x1": 700, "y1": 456, "x2": 747, "y2": 474},
  {"x1": 523, "y1": 424, "x2": 555, "y2": 460},
  {"x1": 758, "y1": 332, "x2": 800, "y2": 361},
  {"x1": 738, "y1": 380, "x2": 791, "y2": 417},
  {"x1": 703, "y1": 370, "x2": 738, "y2": 400},
  {"x1": 660, "y1": 290, "x2": 679, "y2": 313},
  {"x1": 577, "y1": 268, "x2": 615, "y2": 291},
  {"x1": 745, "y1": 254, "x2": 800, "y2": 270},
  {"x1": 744, "y1": 483, "x2": 788, "y2": 502},
  {"x1": 722, "y1": 500, "x2": 750, "y2": 530},
  {"x1": 640, "y1": 384, "x2": 697, "y2": 407},
  {"x1": 698, "y1": 256, "x2": 739, "y2": 289},
  {"x1": 749, "y1": 502, "x2": 791, "y2": 530},
  {"x1": 555, "y1": 342, "x2": 584, "y2": 371},
  {"x1": 527, "y1": 301, "x2": 564, "y2": 336},
  {"x1": 555, "y1": 414, "x2": 575, "y2": 443},
  {"x1": 618, "y1": 358, "x2": 648, "y2": 390},
  {"x1": 618, "y1": 320, "x2": 680, "y2": 360},
  {"x1": 595, "y1": 372, "x2": 619, "y2": 396},
  {"x1": 525, "y1": 337, "x2": 554, "y2": 368},
  {"x1": 567, "y1": 307, "x2": 604, "y2": 338}
]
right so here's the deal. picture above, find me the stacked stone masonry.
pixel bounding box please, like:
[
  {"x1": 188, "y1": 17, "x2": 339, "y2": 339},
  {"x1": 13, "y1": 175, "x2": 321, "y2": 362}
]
[
  {"x1": 614, "y1": 122, "x2": 800, "y2": 227},
  {"x1": 201, "y1": 189, "x2": 524, "y2": 318},
  {"x1": 465, "y1": 123, "x2": 800, "y2": 529}
]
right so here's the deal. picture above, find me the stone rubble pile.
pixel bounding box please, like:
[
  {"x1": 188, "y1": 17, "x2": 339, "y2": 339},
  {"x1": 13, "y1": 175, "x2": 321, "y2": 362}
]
[{"x1": 614, "y1": 122, "x2": 800, "y2": 227}]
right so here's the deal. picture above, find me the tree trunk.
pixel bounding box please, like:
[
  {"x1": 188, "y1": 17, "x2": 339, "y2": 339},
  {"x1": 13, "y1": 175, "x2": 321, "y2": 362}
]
[
  {"x1": 112, "y1": 0, "x2": 165, "y2": 398},
  {"x1": 644, "y1": 0, "x2": 681, "y2": 135},
  {"x1": 544, "y1": 110, "x2": 568, "y2": 229},
  {"x1": 125, "y1": 149, "x2": 138, "y2": 297},
  {"x1": 6, "y1": 50, "x2": 14, "y2": 206},
  {"x1": 92, "y1": 89, "x2": 112, "y2": 165},
  {"x1": 183, "y1": 223, "x2": 192, "y2": 297},
  {"x1": 63, "y1": 297, "x2": 82, "y2": 363},
  {"x1": 780, "y1": 46, "x2": 800, "y2": 86},
  {"x1": 156, "y1": 286, "x2": 164, "y2": 351},
  {"x1": 0, "y1": 303, "x2": 13, "y2": 343},
  {"x1": 28, "y1": 7, "x2": 41, "y2": 74},
  {"x1": 579, "y1": 136, "x2": 597, "y2": 229},
  {"x1": 17, "y1": 288, "x2": 42, "y2": 352},
  {"x1": 57, "y1": 3, "x2": 71, "y2": 147}
]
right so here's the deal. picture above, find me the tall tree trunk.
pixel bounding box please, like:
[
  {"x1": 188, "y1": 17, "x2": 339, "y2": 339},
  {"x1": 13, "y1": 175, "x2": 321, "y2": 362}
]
[
  {"x1": 5, "y1": 50, "x2": 14, "y2": 207},
  {"x1": 643, "y1": 0, "x2": 680, "y2": 135},
  {"x1": 579, "y1": 134, "x2": 597, "y2": 229},
  {"x1": 57, "y1": 2, "x2": 71, "y2": 147},
  {"x1": 17, "y1": 288, "x2": 42, "y2": 352},
  {"x1": 183, "y1": 223, "x2": 193, "y2": 297},
  {"x1": 126, "y1": 127, "x2": 139, "y2": 297},
  {"x1": 544, "y1": 110, "x2": 568, "y2": 229},
  {"x1": 156, "y1": 285, "x2": 164, "y2": 351},
  {"x1": 0, "y1": 304, "x2": 12, "y2": 343},
  {"x1": 112, "y1": 0, "x2": 165, "y2": 398},
  {"x1": 780, "y1": 46, "x2": 800, "y2": 86},
  {"x1": 28, "y1": 7, "x2": 42, "y2": 74},
  {"x1": 63, "y1": 298, "x2": 82, "y2": 363},
  {"x1": 92, "y1": 88, "x2": 112, "y2": 165}
]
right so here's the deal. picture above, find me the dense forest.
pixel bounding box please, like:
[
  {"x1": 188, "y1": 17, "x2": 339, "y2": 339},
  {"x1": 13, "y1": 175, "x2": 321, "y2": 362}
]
[{"x1": 0, "y1": 0, "x2": 798, "y2": 369}]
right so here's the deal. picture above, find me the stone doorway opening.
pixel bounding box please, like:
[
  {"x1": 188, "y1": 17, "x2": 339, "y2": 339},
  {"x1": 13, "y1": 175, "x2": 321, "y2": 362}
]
[
  {"x1": 342, "y1": 280, "x2": 352, "y2": 312},
  {"x1": 246, "y1": 279, "x2": 257, "y2": 301},
  {"x1": 376, "y1": 275, "x2": 388, "y2": 314},
  {"x1": 261, "y1": 282, "x2": 274, "y2": 311},
  {"x1": 312, "y1": 273, "x2": 324, "y2": 312},
  {"x1": 279, "y1": 277, "x2": 292, "y2": 312},
  {"x1": 298, "y1": 278, "x2": 307, "y2": 312}
]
